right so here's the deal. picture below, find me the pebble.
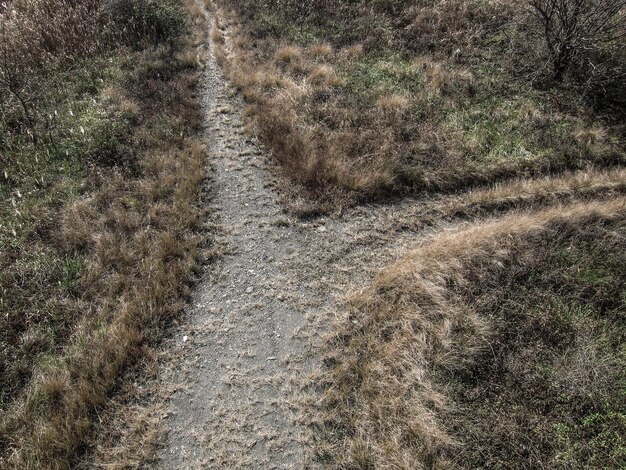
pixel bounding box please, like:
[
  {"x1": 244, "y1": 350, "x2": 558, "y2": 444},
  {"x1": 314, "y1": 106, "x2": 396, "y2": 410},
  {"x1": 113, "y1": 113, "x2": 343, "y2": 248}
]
[{"x1": 245, "y1": 287, "x2": 253, "y2": 294}]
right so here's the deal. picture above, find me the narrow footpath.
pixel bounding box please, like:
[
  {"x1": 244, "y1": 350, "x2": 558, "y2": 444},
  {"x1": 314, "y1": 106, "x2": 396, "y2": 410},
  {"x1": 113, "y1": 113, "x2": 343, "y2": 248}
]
[{"x1": 157, "y1": 4, "x2": 454, "y2": 468}]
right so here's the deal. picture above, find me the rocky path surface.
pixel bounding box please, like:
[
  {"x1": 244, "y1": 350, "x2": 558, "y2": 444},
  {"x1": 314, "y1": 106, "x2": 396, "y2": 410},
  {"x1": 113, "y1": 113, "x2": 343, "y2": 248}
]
[{"x1": 157, "y1": 4, "x2": 456, "y2": 469}]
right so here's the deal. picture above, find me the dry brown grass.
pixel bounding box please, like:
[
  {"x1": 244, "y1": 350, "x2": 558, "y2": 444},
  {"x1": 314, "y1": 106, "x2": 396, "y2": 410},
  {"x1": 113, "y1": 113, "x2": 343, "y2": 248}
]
[
  {"x1": 276, "y1": 45, "x2": 303, "y2": 63},
  {"x1": 447, "y1": 166, "x2": 626, "y2": 215},
  {"x1": 360, "y1": 167, "x2": 626, "y2": 236},
  {"x1": 376, "y1": 93, "x2": 410, "y2": 112},
  {"x1": 341, "y1": 44, "x2": 364, "y2": 59},
  {"x1": 0, "y1": 0, "x2": 101, "y2": 75},
  {"x1": 309, "y1": 64, "x2": 343, "y2": 87},
  {"x1": 310, "y1": 43, "x2": 334, "y2": 59},
  {"x1": 316, "y1": 197, "x2": 626, "y2": 468},
  {"x1": 0, "y1": 1, "x2": 209, "y2": 468}
]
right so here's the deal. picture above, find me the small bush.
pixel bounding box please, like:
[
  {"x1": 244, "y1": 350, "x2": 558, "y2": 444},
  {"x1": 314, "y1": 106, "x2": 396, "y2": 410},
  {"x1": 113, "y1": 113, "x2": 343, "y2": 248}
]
[
  {"x1": 527, "y1": 0, "x2": 626, "y2": 113},
  {"x1": 528, "y1": 0, "x2": 625, "y2": 82}
]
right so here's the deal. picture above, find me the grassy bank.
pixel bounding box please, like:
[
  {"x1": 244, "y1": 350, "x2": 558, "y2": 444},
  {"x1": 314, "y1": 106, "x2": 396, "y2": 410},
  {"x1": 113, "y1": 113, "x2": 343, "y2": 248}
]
[
  {"x1": 318, "y1": 199, "x2": 626, "y2": 468},
  {"x1": 212, "y1": 0, "x2": 624, "y2": 206},
  {"x1": 0, "y1": 0, "x2": 209, "y2": 467}
]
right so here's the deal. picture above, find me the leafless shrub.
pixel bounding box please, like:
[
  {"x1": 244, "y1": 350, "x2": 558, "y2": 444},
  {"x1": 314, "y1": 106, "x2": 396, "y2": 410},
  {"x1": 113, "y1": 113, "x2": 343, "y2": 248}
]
[{"x1": 528, "y1": 0, "x2": 626, "y2": 82}]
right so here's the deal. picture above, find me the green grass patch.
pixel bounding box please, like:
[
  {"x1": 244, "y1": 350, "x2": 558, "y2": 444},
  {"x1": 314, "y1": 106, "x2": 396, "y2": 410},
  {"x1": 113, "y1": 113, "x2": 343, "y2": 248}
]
[
  {"x1": 345, "y1": 53, "x2": 422, "y2": 96},
  {"x1": 442, "y1": 95, "x2": 556, "y2": 164}
]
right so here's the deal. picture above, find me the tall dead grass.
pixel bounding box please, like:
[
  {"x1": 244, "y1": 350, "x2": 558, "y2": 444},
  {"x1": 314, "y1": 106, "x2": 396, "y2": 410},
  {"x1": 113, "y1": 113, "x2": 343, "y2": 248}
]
[
  {"x1": 316, "y1": 198, "x2": 626, "y2": 468},
  {"x1": 0, "y1": 0, "x2": 101, "y2": 74}
]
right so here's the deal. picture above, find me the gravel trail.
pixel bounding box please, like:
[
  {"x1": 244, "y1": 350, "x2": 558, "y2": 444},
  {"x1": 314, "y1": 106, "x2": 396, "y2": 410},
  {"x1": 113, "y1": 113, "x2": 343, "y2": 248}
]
[{"x1": 157, "y1": 4, "x2": 454, "y2": 468}]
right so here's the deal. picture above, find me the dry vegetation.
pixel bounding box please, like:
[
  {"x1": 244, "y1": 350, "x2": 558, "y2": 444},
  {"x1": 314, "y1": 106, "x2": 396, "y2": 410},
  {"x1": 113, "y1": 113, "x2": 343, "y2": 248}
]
[
  {"x1": 0, "y1": 0, "x2": 209, "y2": 468},
  {"x1": 1, "y1": 0, "x2": 624, "y2": 468},
  {"x1": 317, "y1": 199, "x2": 626, "y2": 468},
  {"x1": 212, "y1": 0, "x2": 625, "y2": 207}
]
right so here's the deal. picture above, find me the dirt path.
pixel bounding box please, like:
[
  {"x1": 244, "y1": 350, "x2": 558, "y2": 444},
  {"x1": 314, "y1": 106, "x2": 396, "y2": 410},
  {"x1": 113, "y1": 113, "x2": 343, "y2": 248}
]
[
  {"x1": 159, "y1": 14, "x2": 326, "y2": 464},
  {"x1": 156, "y1": 4, "x2": 459, "y2": 468}
]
